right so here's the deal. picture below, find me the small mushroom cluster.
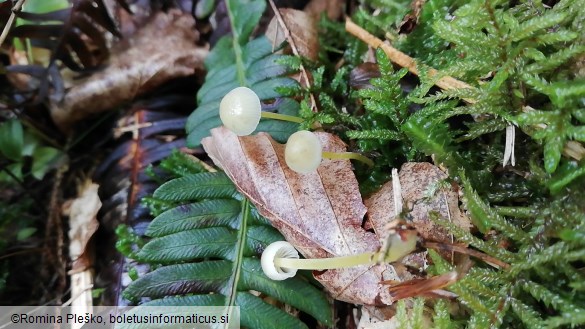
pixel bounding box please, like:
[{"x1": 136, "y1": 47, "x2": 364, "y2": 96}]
[
  {"x1": 218, "y1": 86, "x2": 411, "y2": 281},
  {"x1": 219, "y1": 86, "x2": 373, "y2": 174}
]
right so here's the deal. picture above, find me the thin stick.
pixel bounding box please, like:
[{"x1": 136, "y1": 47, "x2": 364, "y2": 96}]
[
  {"x1": 268, "y1": 0, "x2": 318, "y2": 112},
  {"x1": 345, "y1": 17, "x2": 475, "y2": 102},
  {"x1": 0, "y1": 0, "x2": 27, "y2": 48}
]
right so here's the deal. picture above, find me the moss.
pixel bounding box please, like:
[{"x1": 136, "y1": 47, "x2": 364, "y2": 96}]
[{"x1": 307, "y1": 0, "x2": 585, "y2": 327}]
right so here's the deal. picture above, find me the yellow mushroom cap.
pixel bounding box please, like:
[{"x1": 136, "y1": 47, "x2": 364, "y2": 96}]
[
  {"x1": 285, "y1": 130, "x2": 323, "y2": 174},
  {"x1": 219, "y1": 87, "x2": 261, "y2": 136}
]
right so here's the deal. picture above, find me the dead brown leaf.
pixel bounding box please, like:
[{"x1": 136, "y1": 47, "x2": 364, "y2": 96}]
[
  {"x1": 266, "y1": 8, "x2": 319, "y2": 61},
  {"x1": 365, "y1": 162, "x2": 471, "y2": 249},
  {"x1": 50, "y1": 9, "x2": 208, "y2": 131},
  {"x1": 202, "y1": 126, "x2": 409, "y2": 305}
]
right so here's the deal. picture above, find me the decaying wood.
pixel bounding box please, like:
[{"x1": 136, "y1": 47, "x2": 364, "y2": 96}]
[
  {"x1": 66, "y1": 182, "x2": 101, "y2": 272},
  {"x1": 50, "y1": 10, "x2": 208, "y2": 131}
]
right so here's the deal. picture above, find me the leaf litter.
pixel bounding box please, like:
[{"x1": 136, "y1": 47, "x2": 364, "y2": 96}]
[
  {"x1": 50, "y1": 10, "x2": 208, "y2": 131},
  {"x1": 202, "y1": 126, "x2": 472, "y2": 306}
]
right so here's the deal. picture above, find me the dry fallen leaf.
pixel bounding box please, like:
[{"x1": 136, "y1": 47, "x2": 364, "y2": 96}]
[
  {"x1": 266, "y1": 8, "x2": 319, "y2": 61},
  {"x1": 365, "y1": 162, "x2": 471, "y2": 249},
  {"x1": 50, "y1": 9, "x2": 208, "y2": 131},
  {"x1": 202, "y1": 128, "x2": 470, "y2": 306},
  {"x1": 202, "y1": 126, "x2": 408, "y2": 305}
]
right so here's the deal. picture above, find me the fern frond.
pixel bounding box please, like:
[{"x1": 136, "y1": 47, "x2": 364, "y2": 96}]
[
  {"x1": 124, "y1": 160, "x2": 332, "y2": 328},
  {"x1": 186, "y1": 0, "x2": 300, "y2": 147}
]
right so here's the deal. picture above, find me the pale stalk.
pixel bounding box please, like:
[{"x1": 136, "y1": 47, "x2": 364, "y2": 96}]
[
  {"x1": 322, "y1": 151, "x2": 375, "y2": 167},
  {"x1": 274, "y1": 237, "x2": 415, "y2": 270},
  {"x1": 261, "y1": 112, "x2": 305, "y2": 123}
]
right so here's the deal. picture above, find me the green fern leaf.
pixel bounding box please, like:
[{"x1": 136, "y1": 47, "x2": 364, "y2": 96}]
[
  {"x1": 137, "y1": 227, "x2": 239, "y2": 263},
  {"x1": 145, "y1": 200, "x2": 242, "y2": 236},
  {"x1": 185, "y1": 0, "x2": 300, "y2": 148},
  {"x1": 153, "y1": 172, "x2": 239, "y2": 201},
  {"x1": 124, "y1": 152, "x2": 332, "y2": 328}
]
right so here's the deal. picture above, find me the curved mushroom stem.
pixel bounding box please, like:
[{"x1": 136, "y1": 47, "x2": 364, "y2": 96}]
[
  {"x1": 260, "y1": 112, "x2": 305, "y2": 123},
  {"x1": 322, "y1": 151, "x2": 375, "y2": 168}
]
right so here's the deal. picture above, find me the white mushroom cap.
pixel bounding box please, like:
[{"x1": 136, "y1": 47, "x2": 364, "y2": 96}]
[
  {"x1": 285, "y1": 130, "x2": 323, "y2": 174},
  {"x1": 219, "y1": 87, "x2": 261, "y2": 136},
  {"x1": 261, "y1": 241, "x2": 300, "y2": 280}
]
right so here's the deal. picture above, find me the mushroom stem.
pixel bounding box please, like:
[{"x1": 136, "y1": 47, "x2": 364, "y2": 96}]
[
  {"x1": 275, "y1": 252, "x2": 374, "y2": 270},
  {"x1": 275, "y1": 234, "x2": 415, "y2": 270},
  {"x1": 322, "y1": 151, "x2": 375, "y2": 168},
  {"x1": 260, "y1": 112, "x2": 305, "y2": 123},
  {"x1": 261, "y1": 231, "x2": 418, "y2": 280}
]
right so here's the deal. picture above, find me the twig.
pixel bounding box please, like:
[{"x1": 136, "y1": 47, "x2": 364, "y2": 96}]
[
  {"x1": 268, "y1": 0, "x2": 318, "y2": 112},
  {"x1": 345, "y1": 17, "x2": 475, "y2": 102},
  {"x1": 0, "y1": 0, "x2": 27, "y2": 48}
]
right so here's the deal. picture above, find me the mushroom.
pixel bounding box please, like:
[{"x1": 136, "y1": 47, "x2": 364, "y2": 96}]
[
  {"x1": 261, "y1": 230, "x2": 418, "y2": 280},
  {"x1": 219, "y1": 87, "x2": 374, "y2": 173},
  {"x1": 219, "y1": 87, "x2": 303, "y2": 136},
  {"x1": 285, "y1": 130, "x2": 374, "y2": 174}
]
